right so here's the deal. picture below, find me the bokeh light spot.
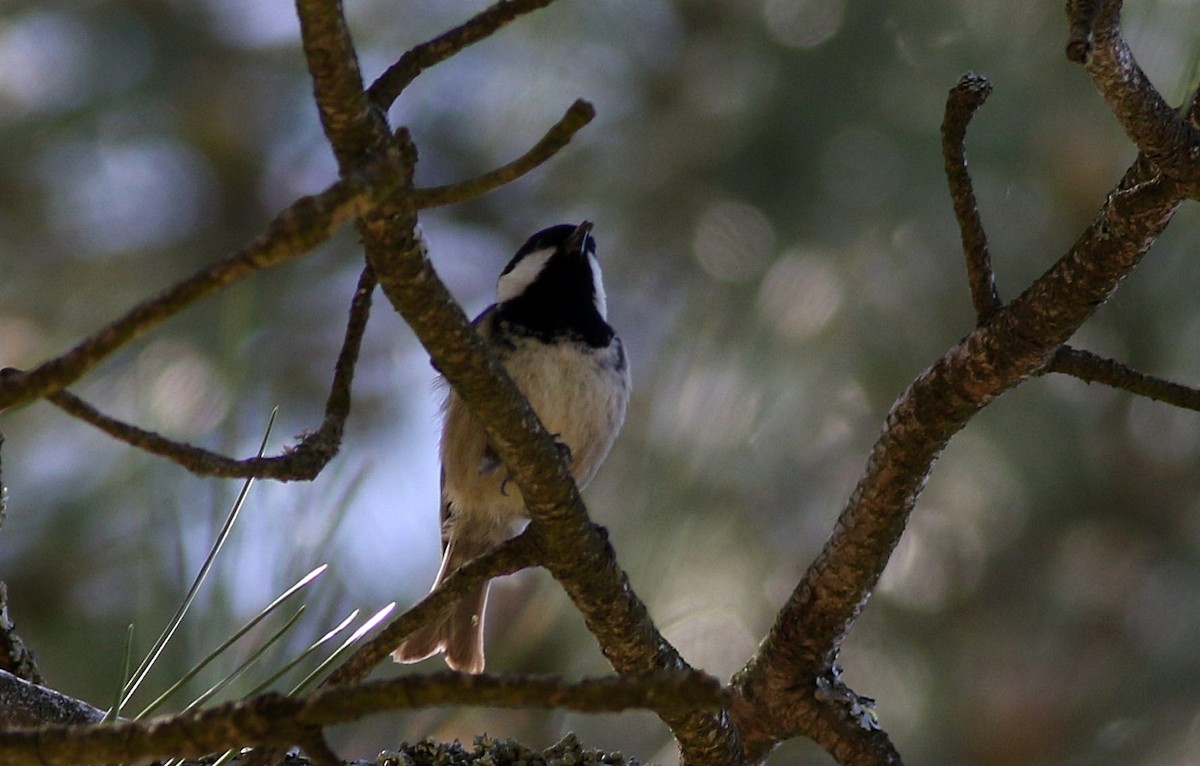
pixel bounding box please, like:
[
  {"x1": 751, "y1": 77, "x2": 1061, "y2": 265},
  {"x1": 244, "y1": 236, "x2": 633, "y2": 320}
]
[
  {"x1": 0, "y1": 10, "x2": 90, "y2": 116},
  {"x1": 757, "y1": 249, "x2": 843, "y2": 342},
  {"x1": 38, "y1": 138, "x2": 215, "y2": 256},
  {"x1": 692, "y1": 200, "x2": 776, "y2": 282},
  {"x1": 762, "y1": 0, "x2": 846, "y2": 49},
  {"x1": 135, "y1": 340, "x2": 230, "y2": 436}
]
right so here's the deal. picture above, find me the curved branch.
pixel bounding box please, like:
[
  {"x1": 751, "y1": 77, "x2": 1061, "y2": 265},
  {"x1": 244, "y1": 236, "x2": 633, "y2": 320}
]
[
  {"x1": 0, "y1": 671, "x2": 725, "y2": 766},
  {"x1": 411, "y1": 99, "x2": 596, "y2": 209},
  {"x1": 348, "y1": 129, "x2": 744, "y2": 765},
  {"x1": 367, "y1": 0, "x2": 562, "y2": 111},
  {"x1": 0, "y1": 161, "x2": 402, "y2": 414},
  {"x1": 1075, "y1": 0, "x2": 1200, "y2": 182},
  {"x1": 296, "y1": 3, "x2": 740, "y2": 760},
  {"x1": 942, "y1": 72, "x2": 1001, "y2": 323},
  {"x1": 41, "y1": 266, "x2": 376, "y2": 480},
  {"x1": 730, "y1": 146, "x2": 1186, "y2": 762}
]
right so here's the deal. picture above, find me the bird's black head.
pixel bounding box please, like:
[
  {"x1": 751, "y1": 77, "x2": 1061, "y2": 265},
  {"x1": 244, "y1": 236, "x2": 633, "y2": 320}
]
[{"x1": 494, "y1": 221, "x2": 613, "y2": 347}]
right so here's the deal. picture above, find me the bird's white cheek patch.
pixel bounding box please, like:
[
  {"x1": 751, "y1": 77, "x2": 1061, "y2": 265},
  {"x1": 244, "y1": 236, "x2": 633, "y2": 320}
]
[
  {"x1": 497, "y1": 249, "x2": 554, "y2": 303},
  {"x1": 588, "y1": 253, "x2": 607, "y2": 319}
]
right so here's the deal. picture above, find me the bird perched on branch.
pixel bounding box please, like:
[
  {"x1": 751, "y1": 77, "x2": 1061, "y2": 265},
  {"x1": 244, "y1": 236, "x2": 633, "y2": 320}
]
[{"x1": 394, "y1": 221, "x2": 630, "y2": 673}]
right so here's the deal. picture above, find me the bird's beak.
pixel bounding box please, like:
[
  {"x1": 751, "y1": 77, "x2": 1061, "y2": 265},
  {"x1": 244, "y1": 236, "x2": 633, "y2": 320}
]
[{"x1": 567, "y1": 220, "x2": 594, "y2": 254}]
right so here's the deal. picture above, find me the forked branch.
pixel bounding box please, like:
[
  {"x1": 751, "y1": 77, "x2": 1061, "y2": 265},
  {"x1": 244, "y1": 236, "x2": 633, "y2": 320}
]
[{"x1": 0, "y1": 159, "x2": 404, "y2": 413}]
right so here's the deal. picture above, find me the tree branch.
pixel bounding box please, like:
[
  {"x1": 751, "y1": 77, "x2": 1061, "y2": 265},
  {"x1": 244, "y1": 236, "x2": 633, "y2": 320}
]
[
  {"x1": 411, "y1": 99, "x2": 596, "y2": 209},
  {"x1": 0, "y1": 160, "x2": 403, "y2": 414},
  {"x1": 0, "y1": 671, "x2": 725, "y2": 766},
  {"x1": 942, "y1": 72, "x2": 1001, "y2": 323},
  {"x1": 1065, "y1": 0, "x2": 1101, "y2": 63},
  {"x1": 366, "y1": 0, "x2": 562, "y2": 111},
  {"x1": 0, "y1": 670, "x2": 104, "y2": 728},
  {"x1": 1072, "y1": 0, "x2": 1200, "y2": 182},
  {"x1": 324, "y1": 530, "x2": 541, "y2": 686},
  {"x1": 42, "y1": 265, "x2": 376, "y2": 480},
  {"x1": 295, "y1": 0, "x2": 387, "y2": 174},
  {"x1": 298, "y1": 3, "x2": 742, "y2": 763},
  {"x1": 345, "y1": 130, "x2": 744, "y2": 763},
  {"x1": 1046, "y1": 345, "x2": 1200, "y2": 410},
  {"x1": 730, "y1": 112, "x2": 1188, "y2": 766}
]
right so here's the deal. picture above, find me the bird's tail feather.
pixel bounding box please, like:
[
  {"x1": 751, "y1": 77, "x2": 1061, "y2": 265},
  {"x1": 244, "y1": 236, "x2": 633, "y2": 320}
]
[{"x1": 392, "y1": 537, "x2": 490, "y2": 674}]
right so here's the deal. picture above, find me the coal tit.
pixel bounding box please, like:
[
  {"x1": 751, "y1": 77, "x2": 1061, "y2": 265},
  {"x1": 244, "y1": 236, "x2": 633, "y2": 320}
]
[{"x1": 393, "y1": 221, "x2": 630, "y2": 673}]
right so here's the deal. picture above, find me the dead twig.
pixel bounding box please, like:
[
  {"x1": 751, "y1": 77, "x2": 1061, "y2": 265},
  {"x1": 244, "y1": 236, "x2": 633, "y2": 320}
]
[
  {"x1": 0, "y1": 160, "x2": 402, "y2": 414},
  {"x1": 411, "y1": 99, "x2": 596, "y2": 209},
  {"x1": 942, "y1": 73, "x2": 1001, "y2": 323},
  {"x1": 43, "y1": 265, "x2": 376, "y2": 480},
  {"x1": 1046, "y1": 345, "x2": 1200, "y2": 410},
  {"x1": 367, "y1": 0, "x2": 563, "y2": 111}
]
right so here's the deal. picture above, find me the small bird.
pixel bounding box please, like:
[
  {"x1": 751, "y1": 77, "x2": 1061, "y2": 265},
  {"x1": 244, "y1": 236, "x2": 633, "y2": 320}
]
[{"x1": 393, "y1": 221, "x2": 630, "y2": 673}]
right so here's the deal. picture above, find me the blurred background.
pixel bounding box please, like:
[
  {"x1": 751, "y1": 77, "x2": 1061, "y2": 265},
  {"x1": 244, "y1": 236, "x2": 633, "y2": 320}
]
[{"x1": 3, "y1": 0, "x2": 1200, "y2": 763}]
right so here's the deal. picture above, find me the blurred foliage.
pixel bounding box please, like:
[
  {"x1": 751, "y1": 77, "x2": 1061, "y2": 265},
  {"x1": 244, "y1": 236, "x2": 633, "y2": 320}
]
[{"x1": 3, "y1": 1, "x2": 1200, "y2": 764}]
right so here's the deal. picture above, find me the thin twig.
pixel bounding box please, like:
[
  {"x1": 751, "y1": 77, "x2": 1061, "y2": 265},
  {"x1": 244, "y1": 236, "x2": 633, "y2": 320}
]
[
  {"x1": 322, "y1": 530, "x2": 540, "y2": 687},
  {"x1": 1046, "y1": 345, "x2": 1200, "y2": 410},
  {"x1": 0, "y1": 161, "x2": 402, "y2": 414},
  {"x1": 43, "y1": 266, "x2": 377, "y2": 480},
  {"x1": 942, "y1": 72, "x2": 1001, "y2": 322},
  {"x1": 367, "y1": 0, "x2": 562, "y2": 111},
  {"x1": 411, "y1": 99, "x2": 596, "y2": 209}
]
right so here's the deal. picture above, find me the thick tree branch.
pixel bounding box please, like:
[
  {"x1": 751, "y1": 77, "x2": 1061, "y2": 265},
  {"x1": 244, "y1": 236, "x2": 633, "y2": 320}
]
[
  {"x1": 42, "y1": 265, "x2": 376, "y2": 480},
  {"x1": 0, "y1": 670, "x2": 105, "y2": 727},
  {"x1": 1072, "y1": 0, "x2": 1200, "y2": 181},
  {"x1": 367, "y1": 0, "x2": 562, "y2": 111},
  {"x1": 730, "y1": 115, "x2": 1187, "y2": 766},
  {"x1": 1046, "y1": 345, "x2": 1200, "y2": 410},
  {"x1": 288, "y1": 1, "x2": 741, "y2": 754},
  {"x1": 411, "y1": 99, "x2": 596, "y2": 209},
  {"x1": 295, "y1": 0, "x2": 387, "y2": 174},
  {"x1": 0, "y1": 161, "x2": 403, "y2": 414},
  {"x1": 0, "y1": 671, "x2": 724, "y2": 766},
  {"x1": 942, "y1": 73, "x2": 1001, "y2": 323},
  {"x1": 344, "y1": 129, "x2": 744, "y2": 763}
]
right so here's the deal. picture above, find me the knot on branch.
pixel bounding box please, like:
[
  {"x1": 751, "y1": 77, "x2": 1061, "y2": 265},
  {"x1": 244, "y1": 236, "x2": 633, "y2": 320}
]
[{"x1": 814, "y1": 667, "x2": 880, "y2": 733}]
